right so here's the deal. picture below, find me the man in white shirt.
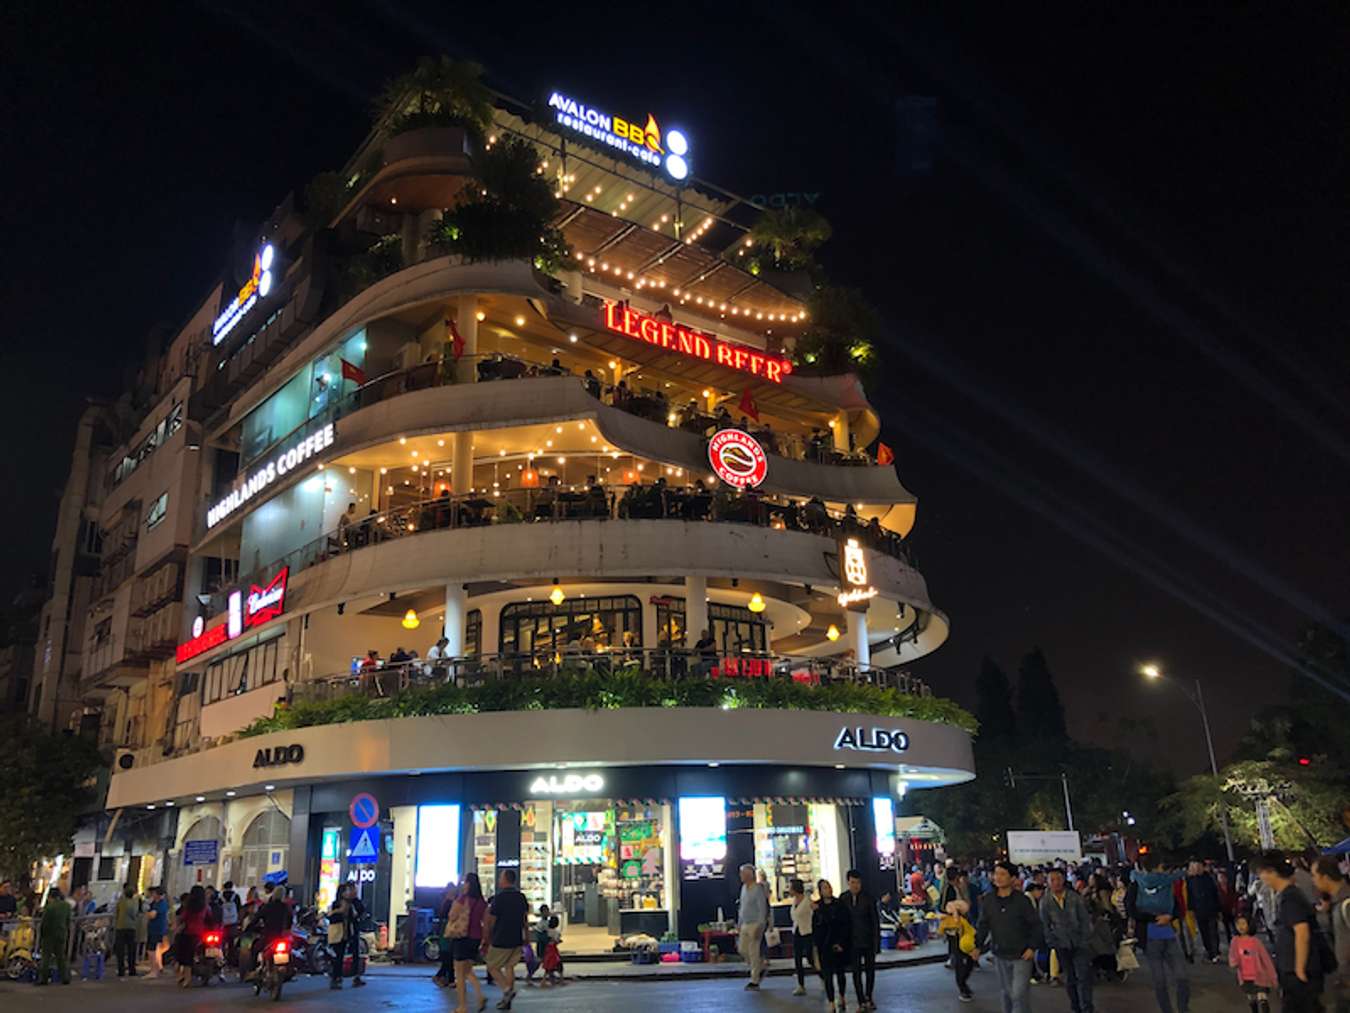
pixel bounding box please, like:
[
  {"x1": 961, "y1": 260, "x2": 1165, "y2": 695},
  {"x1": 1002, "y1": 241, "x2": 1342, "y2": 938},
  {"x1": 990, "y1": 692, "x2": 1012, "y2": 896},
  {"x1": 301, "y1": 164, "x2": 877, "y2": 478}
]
[{"x1": 737, "y1": 863, "x2": 769, "y2": 989}]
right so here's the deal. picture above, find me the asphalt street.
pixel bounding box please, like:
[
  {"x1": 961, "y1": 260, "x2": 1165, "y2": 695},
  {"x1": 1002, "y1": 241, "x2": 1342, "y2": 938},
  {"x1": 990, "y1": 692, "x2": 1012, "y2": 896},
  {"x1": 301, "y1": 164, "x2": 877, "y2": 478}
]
[{"x1": 0, "y1": 957, "x2": 1245, "y2": 1012}]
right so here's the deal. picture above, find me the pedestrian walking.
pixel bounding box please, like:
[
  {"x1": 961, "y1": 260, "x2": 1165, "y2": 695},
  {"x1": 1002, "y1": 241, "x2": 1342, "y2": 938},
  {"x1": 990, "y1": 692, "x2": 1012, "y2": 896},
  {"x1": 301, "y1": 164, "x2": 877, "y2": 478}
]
[
  {"x1": 1184, "y1": 860, "x2": 1221, "y2": 962},
  {"x1": 736, "y1": 862, "x2": 769, "y2": 989},
  {"x1": 841, "y1": 869, "x2": 880, "y2": 1010},
  {"x1": 1257, "y1": 850, "x2": 1324, "y2": 1013},
  {"x1": 812, "y1": 879, "x2": 851, "y2": 1012},
  {"x1": 1311, "y1": 855, "x2": 1350, "y2": 1013},
  {"x1": 433, "y1": 881, "x2": 458, "y2": 988},
  {"x1": 940, "y1": 867, "x2": 978, "y2": 1002},
  {"x1": 1217, "y1": 870, "x2": 1238, "y2": 944},
  {"x1": 143, "y1": 886, "x2": 169, "y2": 977},
  {"x1": 482, "y1": 868, "x2": 528, "y2": 1010},
  {"x1": 174, "y1": 885, "x2": 210, "y2": 988},
  {"x1": 974, "y1": 860, "x2": 1044, "y2": 1013},
  {"x1": 1128, "y1": 860, "x2": 1189, "y2": 1013},
  {"x1": 328, "y1": 882, "x2": 368, "y2": 990},
  {"x1": 113, "y1": 883, "x2": 140, "y2": 976},
  {"x1": 1228, "y1": 915, "x2": 1277, "y2": 1013},
  {"x1": 446, "y1": 872, "x2": 488, "y2": 1013},
  {"x1": 35, "y1": 888, "x2": 72, "y2": 985},
  {"x1": 1040, "y1": 868, "x2": 1095, "y2": 1013},
  {"x1": 787, "y1": 878, "x2": 815, "y2": 996}
]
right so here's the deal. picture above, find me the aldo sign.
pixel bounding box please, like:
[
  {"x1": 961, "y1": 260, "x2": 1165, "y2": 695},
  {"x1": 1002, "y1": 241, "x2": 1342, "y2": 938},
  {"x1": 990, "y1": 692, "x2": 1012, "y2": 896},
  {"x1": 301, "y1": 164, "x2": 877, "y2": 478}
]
[
  {"x1": 253, "y1": 744, "x2": 305, "y2": 769},
  {"x1": 834, "y1": 727, "x2": 910, "y2": 754}
]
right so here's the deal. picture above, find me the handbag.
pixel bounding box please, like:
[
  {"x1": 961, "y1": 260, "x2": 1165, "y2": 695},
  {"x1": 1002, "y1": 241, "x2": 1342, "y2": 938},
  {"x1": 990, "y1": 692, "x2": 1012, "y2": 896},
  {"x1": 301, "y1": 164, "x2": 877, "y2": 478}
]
[
  {"x1": 764, "y1": 926, "x2": 781, "y2": 948},
  {"x1": 444, "y1": 899, "x2": 470, "y2": 939},
  {"x1": 327, "y1": 919, "x2": 346, "y2": 945},
  {"x1": 957, "y1": 917, "x2": 977, "y2": 955}
]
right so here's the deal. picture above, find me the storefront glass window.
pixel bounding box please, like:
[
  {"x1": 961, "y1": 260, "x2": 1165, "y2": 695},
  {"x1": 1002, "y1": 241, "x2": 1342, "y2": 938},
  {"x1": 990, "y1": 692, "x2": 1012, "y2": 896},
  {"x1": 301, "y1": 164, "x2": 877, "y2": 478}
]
[
  {"x1": 465, "y1": 609, "x2": 481, "y2": 656},
  {"x1": 654, "y1": 598, "x2": 767, "y2": 653},
  {"x1": 753, "y1": 802, "x2": 847, "y2": 904},
  {"x1": 498, "y1": 595, "x2": 642, "y2": 655},
  {"x1": 308, "y1": 330, "x2": 367, "y2": 420}
]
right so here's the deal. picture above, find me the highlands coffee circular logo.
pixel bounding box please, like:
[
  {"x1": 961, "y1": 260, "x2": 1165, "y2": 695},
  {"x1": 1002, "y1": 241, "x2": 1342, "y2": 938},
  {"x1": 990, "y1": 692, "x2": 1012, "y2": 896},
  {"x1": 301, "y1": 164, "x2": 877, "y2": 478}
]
[{"x1": 708, "y1": 429, "x2": 768, "y2": 489}]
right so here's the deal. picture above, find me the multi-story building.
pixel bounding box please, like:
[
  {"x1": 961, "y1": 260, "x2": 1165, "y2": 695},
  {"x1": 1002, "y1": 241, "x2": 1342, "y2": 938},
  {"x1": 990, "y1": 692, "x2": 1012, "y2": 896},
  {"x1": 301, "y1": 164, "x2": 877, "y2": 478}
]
[{"x1": 46, "y1": 76, "x2": 972, "y2": 943}]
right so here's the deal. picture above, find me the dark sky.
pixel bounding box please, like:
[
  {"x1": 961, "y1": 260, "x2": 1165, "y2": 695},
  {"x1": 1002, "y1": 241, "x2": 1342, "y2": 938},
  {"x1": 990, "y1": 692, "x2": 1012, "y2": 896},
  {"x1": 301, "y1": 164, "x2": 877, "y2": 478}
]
[{"x1": 4, "y1": 2, "x2": 1347, "y2": 774}]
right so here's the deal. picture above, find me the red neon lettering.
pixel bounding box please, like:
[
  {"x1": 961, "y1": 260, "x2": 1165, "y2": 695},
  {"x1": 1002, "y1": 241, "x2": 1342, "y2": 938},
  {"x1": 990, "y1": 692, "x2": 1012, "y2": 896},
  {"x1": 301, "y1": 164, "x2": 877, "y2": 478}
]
[
  {"x1": 659, "y1": 322, "x2": 675, "y2": 349},
  {"x1": 693, "y1": 334, "x2": 711, "y2": 360},
  {"x1": 638, "y1": 316, "x2": 660, "y2": 344},
  {"x1": 765, "y1": 360, "x2": 783, "y2": 382},
  {"x1": 676, "y1": 326, "x2": 694, "y2": 354},
  {"x1": 621, "y1": 306, "x2": 639, "y2": 338},
  {"x1": 600, "y1": 303, "x2": 791, "y2": 383},
  {"x1": 733, "y1": 348, "x2": 748, "y2": 371},
  {"x1": 715, "y1": 343, "x2": 735, "y2": 368},
  {"x1": 603, "y1": 301, "x2": 620, "y2": 330},
  {"x1": 748, "y1": 353, "x2": 764, "y2": 376}
]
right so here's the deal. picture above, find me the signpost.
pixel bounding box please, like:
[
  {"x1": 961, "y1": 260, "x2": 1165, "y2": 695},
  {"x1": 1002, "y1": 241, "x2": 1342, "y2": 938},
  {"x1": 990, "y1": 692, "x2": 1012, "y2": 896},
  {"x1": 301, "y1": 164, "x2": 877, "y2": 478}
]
[{"x1": 348, "y1": 826, "x2": 380, "y2": 865}]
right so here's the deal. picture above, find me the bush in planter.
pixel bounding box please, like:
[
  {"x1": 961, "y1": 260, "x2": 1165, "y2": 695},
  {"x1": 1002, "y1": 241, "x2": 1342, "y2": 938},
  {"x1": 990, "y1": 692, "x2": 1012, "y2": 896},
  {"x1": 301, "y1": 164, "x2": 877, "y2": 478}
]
[
  {"x1": 338, "y1": 234, "x2": 404, "y2": 301},
  {"x1": 791, "y1": 284, "x2": 880, "y2": 378},
  {"x1": 433, "y1": 136, "x2": 574, "y2": 274},
  {"x1": 376, "y1": 56, "x2": 493, "y2": 140}
]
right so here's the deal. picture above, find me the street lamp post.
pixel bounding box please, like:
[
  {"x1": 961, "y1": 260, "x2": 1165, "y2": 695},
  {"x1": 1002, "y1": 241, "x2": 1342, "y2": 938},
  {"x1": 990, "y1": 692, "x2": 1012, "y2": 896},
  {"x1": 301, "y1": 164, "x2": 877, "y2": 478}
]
[{"x1": 1141, "y1": 663, "x2": 1236, "y2": 862}]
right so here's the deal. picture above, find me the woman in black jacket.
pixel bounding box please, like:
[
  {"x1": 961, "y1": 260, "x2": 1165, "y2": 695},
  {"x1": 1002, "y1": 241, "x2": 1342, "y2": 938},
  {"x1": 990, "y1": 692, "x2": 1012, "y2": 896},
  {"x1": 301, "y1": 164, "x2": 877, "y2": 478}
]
[{"x1": 812, "y1": 879, "x2": 852, "y2": 1008}]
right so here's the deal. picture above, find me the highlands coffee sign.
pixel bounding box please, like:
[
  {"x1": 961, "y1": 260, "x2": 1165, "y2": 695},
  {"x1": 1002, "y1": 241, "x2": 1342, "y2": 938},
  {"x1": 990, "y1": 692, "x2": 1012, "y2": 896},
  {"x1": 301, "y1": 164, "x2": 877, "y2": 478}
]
[
  {"x1": 206, "y1": 423, "x2": 336, "y2": 529},
  {"x1": 602, "y1": 302, "x2": 793, "y2": 383},
  {"x1": 176, "y1": 567, "x2": 290, "y2": 664}
]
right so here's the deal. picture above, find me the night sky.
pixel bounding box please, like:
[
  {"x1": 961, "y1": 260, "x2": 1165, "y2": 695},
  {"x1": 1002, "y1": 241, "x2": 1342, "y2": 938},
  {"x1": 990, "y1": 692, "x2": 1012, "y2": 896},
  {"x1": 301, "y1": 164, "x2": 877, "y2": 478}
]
[{"x1": 4, "y1": 3, "x2": 1346, "y2": 773}]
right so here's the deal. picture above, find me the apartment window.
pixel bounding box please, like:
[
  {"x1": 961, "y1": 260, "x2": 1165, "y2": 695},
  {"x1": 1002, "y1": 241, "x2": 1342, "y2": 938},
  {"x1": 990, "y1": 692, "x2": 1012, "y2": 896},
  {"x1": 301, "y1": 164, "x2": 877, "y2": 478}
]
[
  {"x1": 465, "y1": 609, "x2": 481, "y2": 656},
  {"x1": 201, "y1": 633, "x2": 282, "y2": 706},
  {"x1": 97, "y1": 857, "x2": 115, "y2": 881},
  {"x1": 144, "y1": 492, "x2": 169, "y2": 531}
]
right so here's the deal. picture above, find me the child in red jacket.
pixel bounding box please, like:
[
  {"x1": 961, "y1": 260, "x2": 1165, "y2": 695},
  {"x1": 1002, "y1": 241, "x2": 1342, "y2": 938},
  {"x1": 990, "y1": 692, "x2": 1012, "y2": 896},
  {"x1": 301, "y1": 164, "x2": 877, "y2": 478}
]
[{"x1": 1228, "y1": 915, "x2": 1277, "y2": 1013}]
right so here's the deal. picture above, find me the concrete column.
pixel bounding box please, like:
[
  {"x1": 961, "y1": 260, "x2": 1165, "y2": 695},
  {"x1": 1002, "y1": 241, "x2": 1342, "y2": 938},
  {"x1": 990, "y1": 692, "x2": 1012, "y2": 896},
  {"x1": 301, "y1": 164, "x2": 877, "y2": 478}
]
[
  {"x1": 451, "y1": 431, "x2": 474, "y2": 494},
  {"x1": 455, "y1": 295, "x2": 479, "y2": 384},
  {"x1": 444, "y1": 583, "x2": 467, "y2": 656},
  {"x1": 685, "y1": 576, "x2": 709, "y2": 649},
  {"x1": 642, "y1": 599, "x2": 659, "y2": 658},
  {"x1": 832, "y1": 411, "x2": 851, "y2": 452},
  {"x1": 414, "y1": 208, "x2": 441, "y2": 262},
  {"x1": 847, "y1": 608, "x2": 870, "y2": 667}
]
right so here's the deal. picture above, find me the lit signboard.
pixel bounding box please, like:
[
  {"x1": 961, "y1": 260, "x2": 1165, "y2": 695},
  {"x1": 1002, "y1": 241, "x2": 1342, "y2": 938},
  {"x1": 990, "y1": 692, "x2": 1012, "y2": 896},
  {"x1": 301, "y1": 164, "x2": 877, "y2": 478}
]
[
  {"x1": 529, "y1": 772, "x2": 605, "y2": 795},
  {"x1": 872, "y1": 797, "x2": 897, "y2": 858},
  {"x1": 213, "y1": 243, "x2": 276, "y2": 345},
  {"x1": 678, "y1": 796, "x2": 727, "y2": 880},
  {"x1": 834, "y1": 726, "x2": 910, "y2": 753},
  {"x1": 836, "y1": 537, "x2": 878, "y2": 608},
  {"x1": 547, "y1": 91, "x2": 691, "y2": 180},
  {"x1": 414, "y1": 804, "x2": 462, "y2": 888},
  {"x1": 708, "y1": 429, "x2": 768, "y2": 489},
  {"x1": 176, "y1": 566, "x2": 290, "y2": 663},
  {"x1": 206, "y1": 422, "x2": 335, "y2": 528},
  {"x1": 602, "y1": 302, "x2": 793, "y2": 383}
]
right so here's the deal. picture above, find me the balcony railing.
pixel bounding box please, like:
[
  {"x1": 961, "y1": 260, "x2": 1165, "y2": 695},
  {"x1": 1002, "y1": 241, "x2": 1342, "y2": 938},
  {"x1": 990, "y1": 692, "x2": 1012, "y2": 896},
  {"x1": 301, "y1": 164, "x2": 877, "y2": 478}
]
[
  {"x1": 206, "y1": 354, "x2": 882, "y2": 536},
  {"x1": 292, "y1": 649, "x2": 931, "y2": 708},
  {"x1": 208, "y1": 484, "x2": 912, "y2": 616}
]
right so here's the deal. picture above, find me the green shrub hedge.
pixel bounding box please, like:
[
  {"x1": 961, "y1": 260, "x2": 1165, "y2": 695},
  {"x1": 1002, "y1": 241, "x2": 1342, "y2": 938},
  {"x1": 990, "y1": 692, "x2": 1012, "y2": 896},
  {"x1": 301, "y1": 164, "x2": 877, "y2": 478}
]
[{"x1": 238, "y1": 668, "x2": 977, "y2": 738}]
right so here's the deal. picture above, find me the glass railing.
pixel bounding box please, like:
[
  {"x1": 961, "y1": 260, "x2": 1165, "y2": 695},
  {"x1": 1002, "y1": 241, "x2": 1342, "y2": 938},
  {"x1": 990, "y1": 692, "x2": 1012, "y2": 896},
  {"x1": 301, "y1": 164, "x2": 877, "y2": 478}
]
[
  {"x1": 206, "y1": 485, "x2": 914, "y2": 615},
  {"x1": 290, "y1": 649, "x2": 931, "y2": 707}
]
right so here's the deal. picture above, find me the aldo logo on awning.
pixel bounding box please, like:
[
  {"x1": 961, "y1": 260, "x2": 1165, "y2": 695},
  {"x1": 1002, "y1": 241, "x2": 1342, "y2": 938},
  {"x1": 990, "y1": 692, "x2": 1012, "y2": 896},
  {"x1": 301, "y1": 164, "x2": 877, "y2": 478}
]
[
  {"x1": 253, "y1": 744, "x2": 305, "y2": 768},
  {"x1": 834, "y1": 727, "x2": 910, "y2": 753}
]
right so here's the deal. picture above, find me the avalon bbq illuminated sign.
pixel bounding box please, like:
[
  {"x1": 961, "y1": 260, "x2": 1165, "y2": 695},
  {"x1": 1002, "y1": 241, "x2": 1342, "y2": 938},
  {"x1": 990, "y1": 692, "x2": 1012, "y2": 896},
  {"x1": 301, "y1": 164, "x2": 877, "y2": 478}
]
[
  {"x1": 176, "y1": 567, "x2": 290, "y2": 664},
  {"x1": 213, "y1": 243, "x2": 277, "y2": 346},
  {"x1": 547, "y1": 91, "x2": 691, "y2": 180},
  {"x1": 602, "y1": 302, "x2": 793, "y2": 383}
]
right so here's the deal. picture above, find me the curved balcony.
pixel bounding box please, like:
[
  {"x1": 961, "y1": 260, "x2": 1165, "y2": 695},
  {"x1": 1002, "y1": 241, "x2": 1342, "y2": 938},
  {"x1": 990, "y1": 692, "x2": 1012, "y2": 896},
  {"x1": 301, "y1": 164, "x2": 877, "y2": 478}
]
[{"x1": 200, "y1": 365, "x2": 916, "y2": 544}]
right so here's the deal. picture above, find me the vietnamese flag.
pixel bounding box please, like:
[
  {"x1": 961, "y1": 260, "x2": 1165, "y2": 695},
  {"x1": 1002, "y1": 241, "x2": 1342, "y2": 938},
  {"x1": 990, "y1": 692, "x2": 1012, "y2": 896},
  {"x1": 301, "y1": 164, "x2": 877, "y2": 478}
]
[
  {"x1": 447, "y1": 317, "x2": 465, "y2": 360},
  {"x1": 737, "y1": 387, "x2": 760, "y2": 422},
  {"x1": 876, "y1": 441, "x2": 895, "y2": 466},
  {"x1": 339, "y1": 358, "x2": 367, "y2": 385}
]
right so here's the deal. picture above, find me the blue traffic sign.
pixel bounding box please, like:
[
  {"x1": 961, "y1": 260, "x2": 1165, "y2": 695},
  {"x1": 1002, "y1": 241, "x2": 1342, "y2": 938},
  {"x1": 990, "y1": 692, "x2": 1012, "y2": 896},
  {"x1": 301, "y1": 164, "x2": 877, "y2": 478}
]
[{"x1": 348, "y1": 825, "x2": 380, "y2": 864}]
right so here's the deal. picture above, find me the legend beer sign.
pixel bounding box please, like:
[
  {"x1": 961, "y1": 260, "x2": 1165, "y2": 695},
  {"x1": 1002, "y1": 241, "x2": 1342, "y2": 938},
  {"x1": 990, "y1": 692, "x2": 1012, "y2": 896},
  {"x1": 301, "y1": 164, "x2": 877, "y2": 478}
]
[{"x1": 602, "y1": 302, "x2": 793, "y2": 383}]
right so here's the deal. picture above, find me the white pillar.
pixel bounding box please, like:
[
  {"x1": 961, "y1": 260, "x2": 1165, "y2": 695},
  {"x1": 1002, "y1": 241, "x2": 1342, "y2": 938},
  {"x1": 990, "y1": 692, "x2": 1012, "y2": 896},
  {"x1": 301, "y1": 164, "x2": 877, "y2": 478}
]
[
  {"x1": 451, "y1": 431, "x2": 474, "y2": 494},
  {"x1": 444, "y1": 583, "x2": 467, "y2": 656},
  {"x1": 847, "y1": 608, "x2": 870, "y2": 667},
  {"x1": 455, "y1": 295, "x2": 479, "y2": 385},
  {"x1": 685, "y1": 576, "x2": 708, "y2": 649}
]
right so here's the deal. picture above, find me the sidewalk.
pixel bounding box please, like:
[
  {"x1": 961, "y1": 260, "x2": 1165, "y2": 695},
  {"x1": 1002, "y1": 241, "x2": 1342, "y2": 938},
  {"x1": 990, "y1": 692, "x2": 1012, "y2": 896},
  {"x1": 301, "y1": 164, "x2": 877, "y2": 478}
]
[{"x1": 365, "y1": 938, "x2": 948, "y2": 982}]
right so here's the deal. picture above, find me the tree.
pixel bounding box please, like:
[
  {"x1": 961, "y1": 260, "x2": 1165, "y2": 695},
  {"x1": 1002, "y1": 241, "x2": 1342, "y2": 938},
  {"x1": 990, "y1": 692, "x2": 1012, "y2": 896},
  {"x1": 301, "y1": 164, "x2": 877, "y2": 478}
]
[
  {"x1": 376, "y1": 56, "x2": 494, "y2": 140},
  {"x1": 1016, "y1": 648, "x2": 1068, "y2": 746},
  {"x1": 974, "y1": 657, "x2": 1017, "y2": 744},
  {"x1": 791, "y1": 285, "x2": 880, "y2": 376},
  {"x1": 743, "y1": 207, "x2": 832, "y2": 273},
  {"x1": 0, "y1": 719, "x2": 103, "y2": 887}
]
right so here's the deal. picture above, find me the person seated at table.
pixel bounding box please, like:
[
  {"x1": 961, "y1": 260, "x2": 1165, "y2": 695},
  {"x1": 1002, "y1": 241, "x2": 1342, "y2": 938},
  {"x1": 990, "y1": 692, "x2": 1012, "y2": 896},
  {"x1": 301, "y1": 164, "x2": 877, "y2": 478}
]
[
  {"x1": 715, "y1": 405, "x2": 732, "y2": 427},
  {"x1": 617, "y1": 484, "x2": 639, "y2": 519},
  {"x1": 548, "y1": 357, "x2": 565, "y2": 374},
  {"x1": 685, "y1": 479, "x2": 712, "y2": 520},
  {"x1": 585, "y1": 477, "x2": 607, "y2": 517},
  {"x1": 841, "y1": 504, "x2": 864, "y2": 537},
  {"x1": 802, "y1": 496, "x2": 829, "y2": 533},
  {"x1": 390, "y1": 646, "x2": 412, "y2": 665},
  {"x1": 807, "y1": 428, "x2": 830, "y2": 462},
  {"x1": 583, "y1": 369, "x2": 602, "y2": 399},
  {"x1": 865, "y1": 516, "x2": 885, "y2": 547},
  {"x1": 754, "y1": 422, "x2": 776, "y2": 455},
  {"x1": 651, "y1": 477, "x2": 670, "y2": 517},
  {"x1": 497, "y1": 475, "x2": 524, "y2": 523},
  {"x1": 533, "y1": 475, "x2": 559, "y2": 520},
  {"x1": 432, "y1": 489, "x2": 452, "y2": 529},
  {"x1": 359, "y1": 649, "x2": 381, "y2": 671},
  {"x1": 611, "y1": 379, "x2": 631, "y2": 408}
]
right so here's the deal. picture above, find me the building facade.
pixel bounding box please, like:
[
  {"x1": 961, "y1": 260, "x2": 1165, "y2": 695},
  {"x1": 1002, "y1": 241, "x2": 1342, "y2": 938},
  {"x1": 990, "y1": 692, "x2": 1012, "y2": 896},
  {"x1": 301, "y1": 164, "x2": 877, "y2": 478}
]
[{"x1": 35, "y1": 77, "x2": 973, "y2": 945}]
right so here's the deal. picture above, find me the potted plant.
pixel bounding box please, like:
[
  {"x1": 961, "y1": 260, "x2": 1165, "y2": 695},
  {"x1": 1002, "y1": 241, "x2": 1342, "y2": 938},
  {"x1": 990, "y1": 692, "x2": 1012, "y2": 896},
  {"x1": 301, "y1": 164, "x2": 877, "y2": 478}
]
[{"x1": 376, "y1": 56, "x2": 494, "y2": 140}]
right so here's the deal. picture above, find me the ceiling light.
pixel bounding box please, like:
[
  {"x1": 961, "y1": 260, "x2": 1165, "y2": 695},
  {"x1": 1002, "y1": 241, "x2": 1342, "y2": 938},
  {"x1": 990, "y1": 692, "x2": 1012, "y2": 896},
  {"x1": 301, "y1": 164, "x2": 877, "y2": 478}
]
[
  {"x1": 402, "y1": 609, "x2": 420, "y2": 630},
  {"x1": 826, "y1": 624, "x2": 841, "y2": 642},
  {"x1": 747, "y1": 592, "x2": 766, "y2": 613}
]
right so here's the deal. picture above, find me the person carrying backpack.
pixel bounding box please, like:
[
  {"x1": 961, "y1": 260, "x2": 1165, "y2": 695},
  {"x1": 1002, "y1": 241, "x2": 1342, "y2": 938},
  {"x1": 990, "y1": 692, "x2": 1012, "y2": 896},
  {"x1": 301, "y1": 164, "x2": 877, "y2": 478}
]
[
  {"x1": 1128, "y1": 861, "x2": 1189, "y2": 1013},
  {"x1": 1256, "y1": 850, "x2": 1326, "y2": 1013},
  {"x1": 1311, "y1": 855, "x2": 1349, "y2": 1013}
]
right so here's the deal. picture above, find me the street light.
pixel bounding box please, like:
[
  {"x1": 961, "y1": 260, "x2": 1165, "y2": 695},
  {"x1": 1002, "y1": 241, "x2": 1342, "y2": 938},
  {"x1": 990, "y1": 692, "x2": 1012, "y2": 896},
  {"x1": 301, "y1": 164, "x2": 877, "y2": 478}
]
[{"x1": 1138, "y1": 661, "x2": 1235, "y2": 862}]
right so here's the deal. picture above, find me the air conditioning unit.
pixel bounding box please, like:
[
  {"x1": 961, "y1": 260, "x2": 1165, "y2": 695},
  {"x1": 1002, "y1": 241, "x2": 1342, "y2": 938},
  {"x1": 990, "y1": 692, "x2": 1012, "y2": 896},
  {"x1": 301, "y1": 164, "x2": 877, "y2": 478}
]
[{"x1": 115, "y1": 749, "x2": 137, "y2": 771}]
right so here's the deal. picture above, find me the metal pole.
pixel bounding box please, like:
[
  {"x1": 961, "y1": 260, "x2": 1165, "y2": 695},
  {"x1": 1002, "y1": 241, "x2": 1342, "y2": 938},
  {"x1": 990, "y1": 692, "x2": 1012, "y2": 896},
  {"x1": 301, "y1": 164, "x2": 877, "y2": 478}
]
[
  {"x1": 1061, "y1": 772, "x2": 1075, "y2": 832},
  {"x1": 1195, "y1": 678, "x2": 1236, "y2": 862}
]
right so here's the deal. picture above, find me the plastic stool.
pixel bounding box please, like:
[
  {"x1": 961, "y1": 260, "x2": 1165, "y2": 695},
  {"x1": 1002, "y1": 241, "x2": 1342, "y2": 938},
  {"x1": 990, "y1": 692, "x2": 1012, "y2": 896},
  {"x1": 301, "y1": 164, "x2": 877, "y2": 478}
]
[{"x1": 82, "y1": 951, "x2": 105, "y2": 980}]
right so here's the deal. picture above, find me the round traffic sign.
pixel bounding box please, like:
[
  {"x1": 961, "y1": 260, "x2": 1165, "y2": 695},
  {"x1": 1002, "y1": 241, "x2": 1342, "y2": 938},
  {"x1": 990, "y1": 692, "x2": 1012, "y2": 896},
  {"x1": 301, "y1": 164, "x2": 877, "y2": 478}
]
[
  {"x1": 708, "y1": 429, "x2": 768, "y2": 489},
  {"x1": 349, "y1": 792, "x2": 380, "y2": 829}
]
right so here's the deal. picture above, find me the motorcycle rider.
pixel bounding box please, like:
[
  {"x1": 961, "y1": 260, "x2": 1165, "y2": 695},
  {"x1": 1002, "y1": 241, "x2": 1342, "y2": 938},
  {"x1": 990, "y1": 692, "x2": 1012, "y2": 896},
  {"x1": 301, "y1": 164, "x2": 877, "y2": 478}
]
[{"x1": 253, "y1": 887, "x2": 294, "y2": 978}]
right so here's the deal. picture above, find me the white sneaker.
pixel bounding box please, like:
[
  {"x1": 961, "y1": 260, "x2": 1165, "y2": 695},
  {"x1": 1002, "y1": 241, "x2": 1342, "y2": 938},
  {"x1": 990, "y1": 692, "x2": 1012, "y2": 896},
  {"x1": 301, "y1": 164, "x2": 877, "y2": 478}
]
[{"x1": 793, "y1": 984, "x2": 806, "y2": 995}]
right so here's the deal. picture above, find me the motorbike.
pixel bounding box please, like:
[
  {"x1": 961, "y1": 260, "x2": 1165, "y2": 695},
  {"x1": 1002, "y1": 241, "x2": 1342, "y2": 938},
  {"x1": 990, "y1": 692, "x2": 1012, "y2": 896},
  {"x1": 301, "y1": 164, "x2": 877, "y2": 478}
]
[
  {"x1": 1, "y1": 918, "x2": 38, "y2": 981},
  {"x1": 254, "y1": 935, "x2": 295, "y2": 1001},
  {"x1": 192, "y1": 929, "x2": 226, "y2": 986}
]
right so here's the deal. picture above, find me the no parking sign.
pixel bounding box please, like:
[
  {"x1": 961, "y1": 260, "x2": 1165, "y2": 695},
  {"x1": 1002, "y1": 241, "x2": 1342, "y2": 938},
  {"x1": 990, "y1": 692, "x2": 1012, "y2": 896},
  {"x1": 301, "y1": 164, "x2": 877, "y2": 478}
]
[{"x1": 349, "y1": 792, "x2": 379, "y2": 828}]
